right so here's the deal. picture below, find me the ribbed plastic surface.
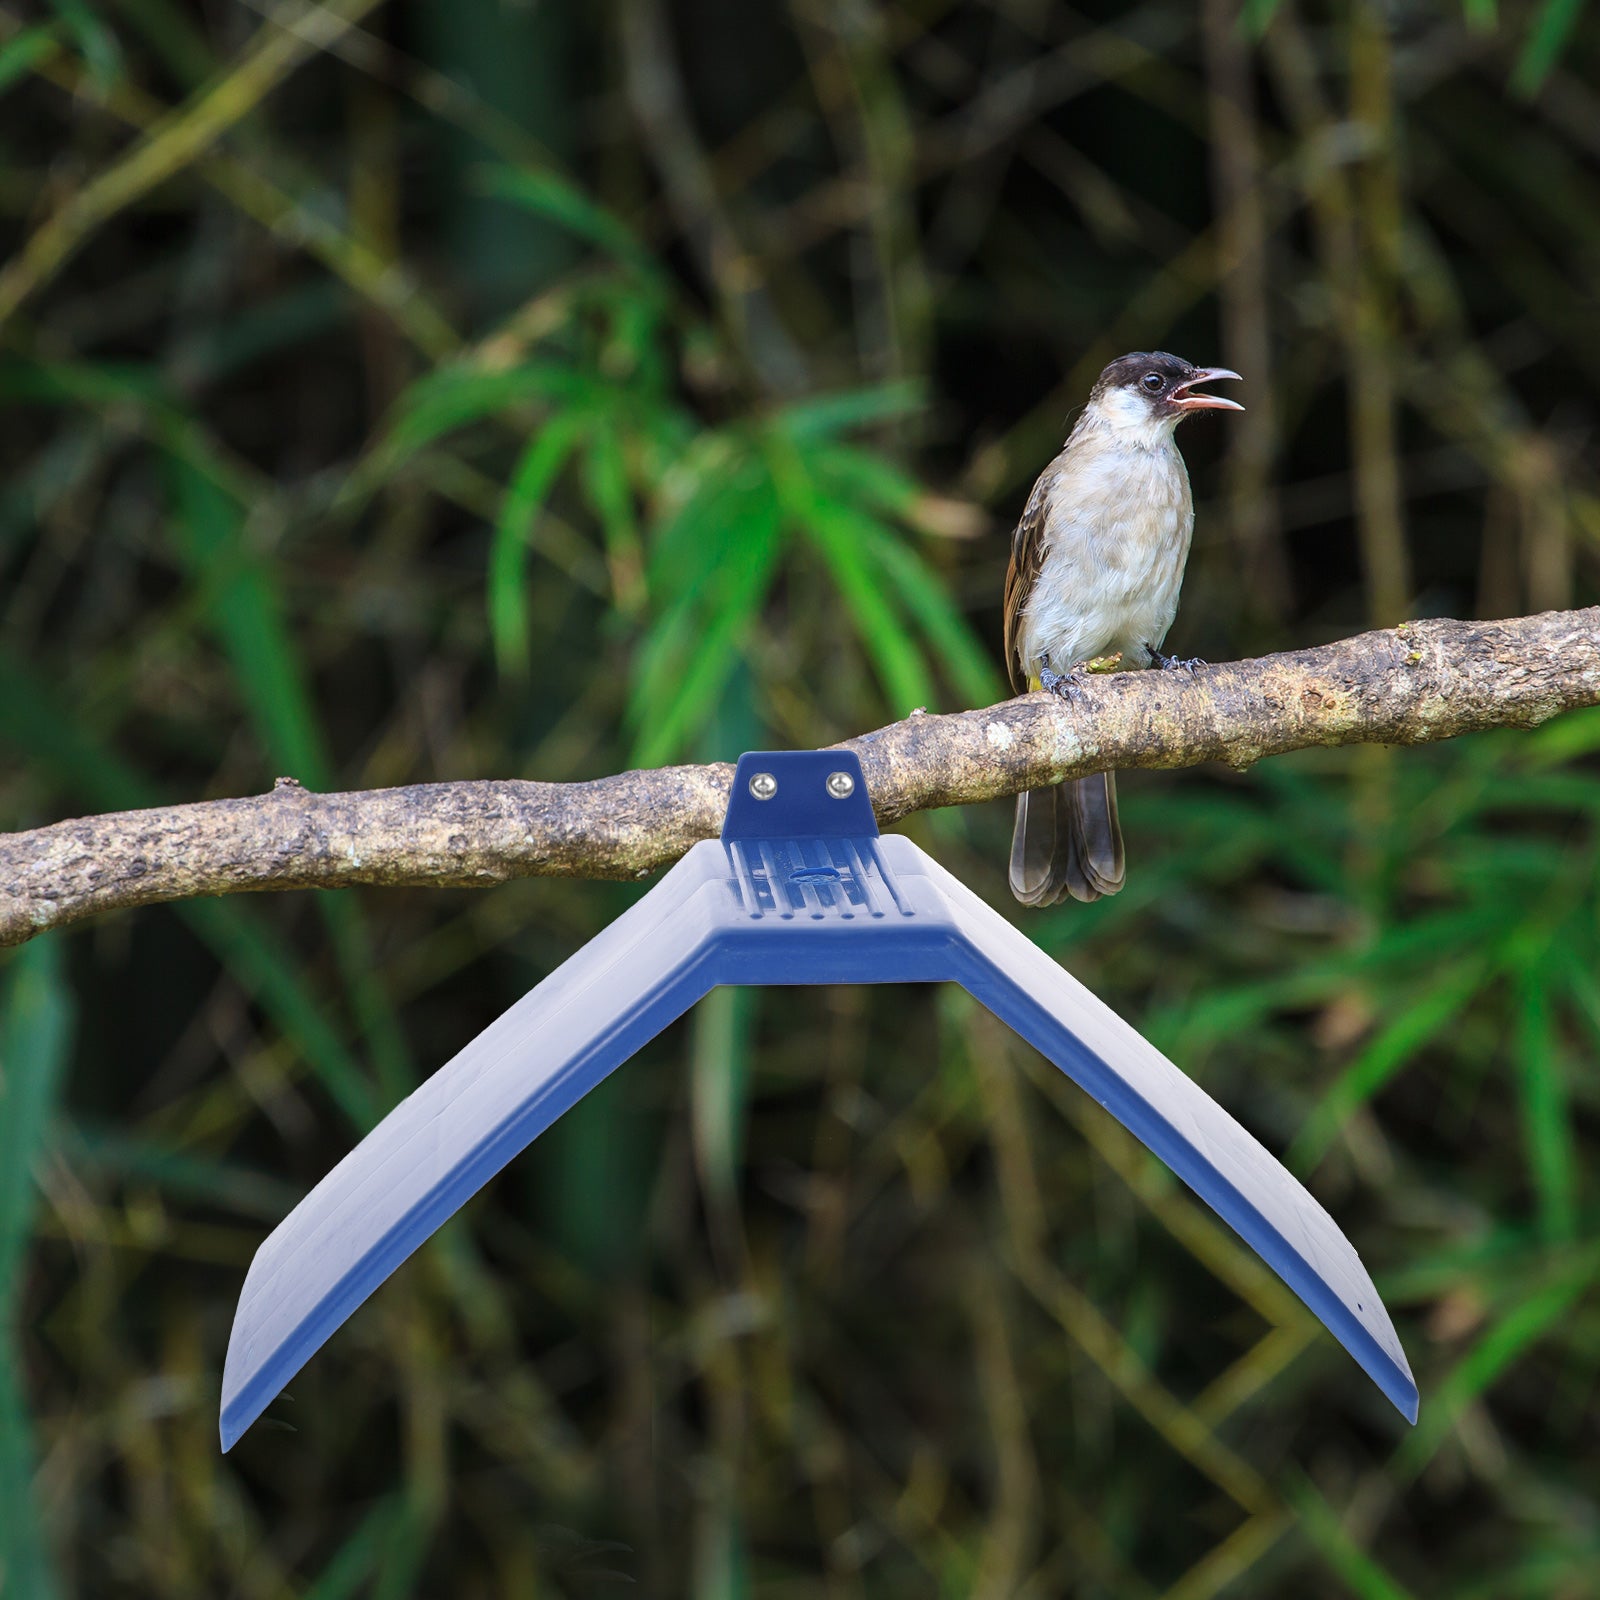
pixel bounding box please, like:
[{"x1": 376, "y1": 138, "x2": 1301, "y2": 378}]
[{"x1": 221, "y1": 750, "x2": 1416, "y2": 1449}]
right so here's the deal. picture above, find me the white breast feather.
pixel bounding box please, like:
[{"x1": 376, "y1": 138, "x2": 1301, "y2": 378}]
[{"x1": 1019, "y1": 417, "x2": 1194, "y2": 675}]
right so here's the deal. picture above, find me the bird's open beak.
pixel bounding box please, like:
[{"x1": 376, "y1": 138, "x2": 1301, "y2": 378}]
[{"x1": 1170, "y1": 367, "x2": 1244, "y2": 411}]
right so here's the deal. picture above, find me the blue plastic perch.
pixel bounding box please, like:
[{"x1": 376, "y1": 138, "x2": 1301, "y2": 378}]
[{"x1": 221, "y1": 749, "x2": 1417, "y2": 1449}]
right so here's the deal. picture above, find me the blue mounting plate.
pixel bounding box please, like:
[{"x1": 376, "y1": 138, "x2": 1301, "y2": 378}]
[{"x1": 221, "y1": 750, "x2": 1416, "y2": 1449}]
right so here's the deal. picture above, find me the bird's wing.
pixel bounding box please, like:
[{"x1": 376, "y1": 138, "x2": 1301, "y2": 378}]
[{"x1": 1003, "y1": 465, "x2": 1057, "y2": 693}]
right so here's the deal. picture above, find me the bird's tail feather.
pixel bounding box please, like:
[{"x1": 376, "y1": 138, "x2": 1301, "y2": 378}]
[{"x1": 1009, "y1": 773, "x2": 1124, "y2": 906}]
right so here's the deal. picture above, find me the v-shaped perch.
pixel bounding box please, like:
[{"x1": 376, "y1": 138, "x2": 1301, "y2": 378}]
[{"x1": 221, "y1": 749, "x2": 1417, "y2": 1449}]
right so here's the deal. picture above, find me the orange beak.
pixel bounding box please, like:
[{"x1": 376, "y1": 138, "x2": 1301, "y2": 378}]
[{"x1": 1170, "y1": 367, "x2": 1244, "y2": 411}]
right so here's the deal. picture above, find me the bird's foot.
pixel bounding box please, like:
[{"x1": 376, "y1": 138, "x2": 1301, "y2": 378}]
[
  {"x1": 1148, "y1": 645, "x2": 1206, "y2": 673},
  {"x1": 1038, "y1": 653, "x2": 1087, "y2": 701}
]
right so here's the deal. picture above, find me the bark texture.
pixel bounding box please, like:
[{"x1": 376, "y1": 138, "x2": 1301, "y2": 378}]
[{"x1": 4, "y1": 608, "x2": 1597, "y2": 948}]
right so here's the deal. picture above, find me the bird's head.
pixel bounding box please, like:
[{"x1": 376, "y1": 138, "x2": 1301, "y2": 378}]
[{"x1": 1084, "y1": 352, "x2": 1243, "y2": 445}]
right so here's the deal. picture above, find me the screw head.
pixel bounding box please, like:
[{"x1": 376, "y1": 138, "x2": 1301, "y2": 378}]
[
  {"x1": 748, "y1": 771, "x2": 778, "y2": 801},
  {"x1": 825, "y1": 770, "x2": 855, "y2": 799}
]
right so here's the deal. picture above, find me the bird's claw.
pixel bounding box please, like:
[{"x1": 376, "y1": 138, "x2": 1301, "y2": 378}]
[
  {"x1": 1149, "y1": 646, "x2": 1206, "y2": 674},
  {"x1": 1038, "y1": 653, "x2": 1086, "y2": 701}
]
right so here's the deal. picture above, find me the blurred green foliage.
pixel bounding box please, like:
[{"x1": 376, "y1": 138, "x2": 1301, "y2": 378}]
[{"x1": 3, "y1": 0, "x2": 1600, "y2": 1594}]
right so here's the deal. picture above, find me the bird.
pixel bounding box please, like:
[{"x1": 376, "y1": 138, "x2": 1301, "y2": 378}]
[{"x1": 1003, "y1": 351, "x2": 1243, "y2": 906}]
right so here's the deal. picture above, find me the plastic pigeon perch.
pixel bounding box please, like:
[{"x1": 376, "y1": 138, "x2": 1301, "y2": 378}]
[{"x1": 221, "y1": 749, "x2": 1417, "y2": 1449}]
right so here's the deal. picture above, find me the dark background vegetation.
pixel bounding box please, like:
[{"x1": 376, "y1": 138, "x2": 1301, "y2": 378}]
[{"x1": 3, "y1": 0, "x2": 1600, "y2": 1593}]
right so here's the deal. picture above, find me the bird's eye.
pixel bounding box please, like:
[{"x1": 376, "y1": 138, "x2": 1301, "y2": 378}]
[{"x1": 1141, "y1": 372, "x2": 1164, "y2": 393}]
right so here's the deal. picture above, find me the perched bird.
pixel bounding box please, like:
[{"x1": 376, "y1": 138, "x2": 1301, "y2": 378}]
[{"x1": 1003, "y1": 352, "x2": 1243, "y2": 906}]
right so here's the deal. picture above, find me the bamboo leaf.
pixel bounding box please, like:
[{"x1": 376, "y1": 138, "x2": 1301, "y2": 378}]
[
  {"x1": 0, "y1": 939, "x2": 74, "y2": 1307},
  {"x1": 810, "y1": 440, "x2": 923, "y2": 518},
  {"x1": 489, "y1": 412, "x2": 588, "y2": 678},
  {"x1": 166, "y1": 458, "x2": 330, "y2": 786},
  {"x1": 166, "y1": 460, "x2": 411, "y2": 1101},
  {"x1": 1239, "y1": 0, "x2": 1283, "y2": 35},
  {"x1": 583, "y1": 422, "x2": 647, "y2": 618},
  {"x1": 0, "y1": 26, "x2": 62, "y2": 97},
  {"x1": 302, "y1": 1498, "x2": 407, "y2": 1600},
  {"x1": 781, "y1": 474, "x2": 934, "y2": 714},
  {"x1": 1512, "y1": 0, "x2": 1588, "y2": 94},
  {"x1": 1289, "y1": 1476, "x2": 1419, "y2": 1600},
  {"x1": 854, "y1": 517, "x2": 1005, "y2": 706},
  {"x1": 693, "y1": 1493, "x2": 749, "y2": 1600},
  {"x1": 60, "y1": 1122, "x2": 297, "y2": 1221},
  {"x1": 1513, "y1": 969, "x2": 1578, "y2": 1243},
  {"x1": 0, "y1": 936, "x2": 74, "y2": 1600},
  {"x1": 775, "y1": 381, "x2": 925, "y2": 440},
  {"x1": 631, "y1": 496, "x2": 784, "y2": 766},
  {"x1": 479, "y1": 165, "x2": 668, "y2": 292},
  {"x1": 1289, "y1": 960, "x2": 1492, "y2": 1171},
  {"x1": 1395, "y1": 1243, "x2": 1600, "y2": 1483},
  {"x1": 341, "y1": 362, "x2": 591, "y2": 510},
  {"x1": 46, "y1": 0, "x2": 120, "y2": 88},
  {"x1": 386, "y1": 364, "x2": 588, "y2": 455},
  {"x1": 645, "y1": 437, "x2": 749, "y2": 590},
  {"x1": 691, "y1": 985, "x2": 755, "y2": 1209}
]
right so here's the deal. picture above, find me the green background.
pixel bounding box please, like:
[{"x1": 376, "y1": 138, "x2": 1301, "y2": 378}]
[{"x1": 3, "y1": 0, "x2": 1600, "y2": 1593}]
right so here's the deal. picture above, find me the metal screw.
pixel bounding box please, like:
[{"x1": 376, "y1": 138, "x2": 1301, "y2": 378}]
[
  {"x1": 825, "y1": 770, "x2": 855, "y2": 799},
  {"x1": 749, "y1": 772, "x2": 778, "y2": 801}
]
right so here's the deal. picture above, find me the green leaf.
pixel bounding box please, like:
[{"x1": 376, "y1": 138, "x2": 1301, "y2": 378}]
[
  {"x1": 774, "y1": 381, "x2": 925, "y2": 441},
  {"x1": 0, "y1": 356, "x2": 165, "y2": 407},
  {"x1": 1513, "y1": 970, "x2": 1577, "y2": 1243},
  {"x1": 691, "y1": 986, "x2": 755, "y2": 1208},
  {"x1": 165, "y1": 463, "x2": 412, "y2": 1103},
  {"x1": 478, "y1": 165, "x2": 667, "y2": 292},
  {"x1": 301, "y1": 1498, "x2": 407, "y2": 1600},
  {"x1": 814, "y1": 443, "x2": 997, "y2": 730},
  {"x1": 1394, "y1": 1243, "x2": 1600, "y2": 1484},
  {"x1": 855, "y1": 517, "x2": 1005, "y2": 706},
  {"x1": 779, "y1": 466, "x2": 934, "y2": 714},
  {"x1": 48, "y1": 0, "x2": 120, "y2": 88},
  {"x1": 1290, "y1": 1475, "x2": 1419, "y2": 1600},
  {"x1": 0, "y1": 356, "x2": 257, "y2": 503},
  {"x1": 490, "y1": 413, "x2": 588, "y2": 678},
  {"x1": 1512, "y1": 0, "x2": 1587, "y2": 94},
  {"x1": 0, "y1": 936, "x2": 74, "y2": 1600},
  {"x1": 0, "y1": 26, "x2": 62, "y2": 97},
  {"x1": 1239, "y1": 0, "x2": 1283, "y2": 36},
  {"x1": 1523, "y1": 703, "x2": 1600, "y2": 766},
  {"x1": 174, "y1": 280, "x2": 349, "y2": 384},
  {"x1": 60, "y1": 1122, "x2": 297, "y2": 1221},
  {"x1": 631, "y1": 451, "x2": 770, "y2": 725},
  {"x1": 645, "y1": 436, "x2": 748, "y2": 590},
  {"x1": 394, "y1": 364, "x2": 588, "y2": 450},
  {"x1": 343, "y1": 362, "x2": 588, "y2": 510},
  {"x1": 692, "y1": 1492, "x2": 749, "y2": 1600},
  {"x1": 0, "y1": 1342, "x2": 59, "y2": 1600},
  {"x1": 105, "y1": 0, "x2": 212, "y2": 87},
  {"x1": 0, "y1": 939, "x2": 74, "y2": 1306},
  {"x1": 372, "y1": 1499, "x2": 436, "y2": 1600},
  {"x1": 179, "y1": 900, "x2": 381, "y2": 1129},
  {"x1": 1289, "y1": 960, "x2": 1491, "y2": 1172},
  {"x1": 583, "y1": 422, "x2": 646, "y2": 617},
  {"x1": 809, "y1": 440, "x2": 923, "y2": 518},
  {"x1": 631, "y1": 495, "x2": 784, "y2": 766},
  {"x1": 1145, "y1": 965, "x2": 1339, "y2": 1060},
  {"x1": 166, "y1": 458, "x2": 330, "y2": 786}
]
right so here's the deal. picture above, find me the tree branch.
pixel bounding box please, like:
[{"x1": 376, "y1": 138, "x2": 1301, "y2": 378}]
[{"x1": 4, "y1": 608, "x2": 1597, "y2": 948}]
